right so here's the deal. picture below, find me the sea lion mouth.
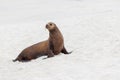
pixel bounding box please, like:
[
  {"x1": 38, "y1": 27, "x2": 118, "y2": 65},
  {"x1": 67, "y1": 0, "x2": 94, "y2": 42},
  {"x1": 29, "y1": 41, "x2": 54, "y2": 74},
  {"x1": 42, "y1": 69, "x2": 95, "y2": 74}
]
[{"x1": 46, "y1": 24, "x2": 49, "y2": 29}]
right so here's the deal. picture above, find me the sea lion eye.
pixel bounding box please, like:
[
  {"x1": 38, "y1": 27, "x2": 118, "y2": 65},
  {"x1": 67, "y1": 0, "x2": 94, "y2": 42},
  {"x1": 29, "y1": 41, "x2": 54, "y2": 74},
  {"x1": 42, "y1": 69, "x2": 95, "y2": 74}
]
[{"x1": 49, "y1": 23, "x2": 52, "y2": 26}]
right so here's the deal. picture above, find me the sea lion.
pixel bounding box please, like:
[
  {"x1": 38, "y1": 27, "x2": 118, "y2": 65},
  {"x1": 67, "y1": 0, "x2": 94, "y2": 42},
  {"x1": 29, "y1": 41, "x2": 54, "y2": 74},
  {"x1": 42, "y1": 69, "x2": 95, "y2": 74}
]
[{"x1": 13, "y1": 22, "x2": 70, "y2": 62}]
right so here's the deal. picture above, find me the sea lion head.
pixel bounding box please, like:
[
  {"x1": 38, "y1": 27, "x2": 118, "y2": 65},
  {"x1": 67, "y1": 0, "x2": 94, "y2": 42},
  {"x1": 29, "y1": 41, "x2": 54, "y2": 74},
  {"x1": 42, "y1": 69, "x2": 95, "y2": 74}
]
[{"x1": 46, "y1": 22, "x2": 57, "y2": 31}]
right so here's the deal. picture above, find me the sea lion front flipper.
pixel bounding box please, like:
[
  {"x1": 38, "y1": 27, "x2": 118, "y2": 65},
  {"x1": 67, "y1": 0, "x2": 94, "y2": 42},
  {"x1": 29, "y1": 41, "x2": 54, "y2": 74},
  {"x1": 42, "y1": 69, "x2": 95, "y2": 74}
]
[
  {"x1": 61, "y1": 46, "x2": 71, "y2": 54},
  {"x1": 42, "y1": 50, "x2": 54, "y2": 60},
  {"x1": 47, "y1": 50, "x2": 54, "y2": 58},
  {"x1": 13, "y1": 59, "x2": 18, "y2": 62}
]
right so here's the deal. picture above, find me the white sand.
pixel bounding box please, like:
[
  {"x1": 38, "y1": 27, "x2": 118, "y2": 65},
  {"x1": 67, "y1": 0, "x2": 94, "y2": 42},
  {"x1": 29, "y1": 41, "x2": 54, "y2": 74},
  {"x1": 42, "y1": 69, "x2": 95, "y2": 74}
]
[{"x1": 0, "y1": 0, "x2": 120, "y2": 80}]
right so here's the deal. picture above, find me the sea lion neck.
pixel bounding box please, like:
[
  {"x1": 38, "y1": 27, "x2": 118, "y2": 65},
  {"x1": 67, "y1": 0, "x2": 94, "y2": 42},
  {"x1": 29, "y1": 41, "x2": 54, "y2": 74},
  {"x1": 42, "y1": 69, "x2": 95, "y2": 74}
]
[
  {"x1": 49, "y1": 27, "x2": 60, "y2": 35},
  {"x1": 49, "y1": 27, "x2": 63, "y2": 40}
]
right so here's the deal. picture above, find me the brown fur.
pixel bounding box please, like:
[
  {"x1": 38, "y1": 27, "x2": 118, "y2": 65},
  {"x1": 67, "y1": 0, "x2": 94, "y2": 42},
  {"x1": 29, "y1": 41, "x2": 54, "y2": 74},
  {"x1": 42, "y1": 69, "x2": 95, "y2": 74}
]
[{"x1": 13, "y1": 22, "x2": 70, "y2": 62}]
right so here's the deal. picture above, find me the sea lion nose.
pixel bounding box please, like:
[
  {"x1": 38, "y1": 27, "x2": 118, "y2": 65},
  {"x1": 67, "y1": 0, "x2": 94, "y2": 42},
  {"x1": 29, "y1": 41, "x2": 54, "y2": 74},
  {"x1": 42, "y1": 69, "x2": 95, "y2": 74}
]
[{"x1": 46, "y1": 24, "x2": 49, "y2": 28}]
